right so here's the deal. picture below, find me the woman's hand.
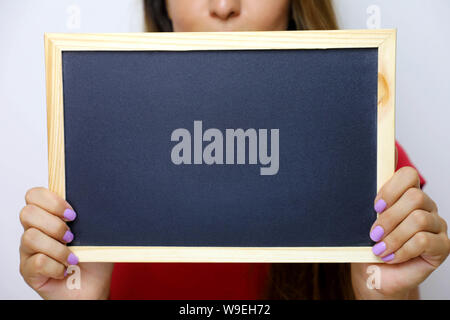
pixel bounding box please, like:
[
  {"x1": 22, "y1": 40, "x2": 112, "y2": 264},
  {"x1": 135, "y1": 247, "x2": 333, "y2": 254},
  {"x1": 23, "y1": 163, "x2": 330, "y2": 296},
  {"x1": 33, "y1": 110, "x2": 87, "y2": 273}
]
[
  {"x1": 19, "y1": 187, "x2": 114, "y2": 299},
  {"x1": 352, "y1": 164, "x2": 450, "y2": 299}
]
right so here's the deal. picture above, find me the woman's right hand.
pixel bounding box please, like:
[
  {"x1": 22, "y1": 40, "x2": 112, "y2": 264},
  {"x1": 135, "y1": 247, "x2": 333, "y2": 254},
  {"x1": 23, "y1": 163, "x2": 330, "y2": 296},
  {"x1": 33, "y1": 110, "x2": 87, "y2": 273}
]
[{"x1": 19, "y1": 187, "x2": 114, "y2": 299}]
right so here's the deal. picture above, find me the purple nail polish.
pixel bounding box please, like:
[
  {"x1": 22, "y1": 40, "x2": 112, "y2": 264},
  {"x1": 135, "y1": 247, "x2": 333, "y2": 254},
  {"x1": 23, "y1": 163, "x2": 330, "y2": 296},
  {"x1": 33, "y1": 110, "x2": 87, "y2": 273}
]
[
  {"x1": 63, "y1": 230, "x2": 74, "y2": 243},
  {"x1": 382, "y1": 253, "x2": 395, "y2": 262},
  {"x1": 372, "y1": 241, "x2": 387, "y2": 255},
  {"x1": 63, "y1": 208, "x2": 77, "y2": 221},
  {"x1": 370, "y1": 225, "x2": 384, "y2": 242},
  {"x1": 374, "y1": 199, "x2": 387, "y2": 213},
  {"x1": 64, "y1": 269, "x2": 68, "y2": 277},
  {"x1": 67, "y1": 253, "x2": 79, "y2": 265}
]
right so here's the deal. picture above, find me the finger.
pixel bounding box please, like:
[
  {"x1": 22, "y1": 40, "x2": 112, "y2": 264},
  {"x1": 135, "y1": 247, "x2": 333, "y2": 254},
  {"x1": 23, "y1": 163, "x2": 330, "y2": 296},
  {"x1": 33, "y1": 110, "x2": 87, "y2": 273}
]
[
  {"x1": 20, "y1": 227, "x2": 78, "y2": 267},
  {"x1": 25, "y1": 187, "x2": 76, "y2": 221},
  {"x1": 380, "y1": 231, "x2": 450, "y2": 265},
  {"x1": 372, "y1": 210, "x2": 443, "y2": 257},
  {"x1": 370, "y1": 188, "x2": 437, "y2": 242},
  {"x1": 374, "y1": 166, "x2": 421, "y2": 213},
  {"x1": 21, "y1": 253, "x2": 66, "y2": 283},
  {"x1": 19, "y1": 204, "x2": 74, "y2": 244}
]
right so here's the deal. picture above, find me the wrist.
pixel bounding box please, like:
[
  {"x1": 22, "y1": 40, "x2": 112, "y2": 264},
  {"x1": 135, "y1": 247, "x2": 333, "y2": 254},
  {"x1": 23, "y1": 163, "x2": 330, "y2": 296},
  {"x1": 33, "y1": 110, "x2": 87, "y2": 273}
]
[
  {"x1": 354, "y1": 287, "x2": 411, "y2": 300},
  {"x1": 351, "y1": 264, "x2": 413, "y2": 300}
]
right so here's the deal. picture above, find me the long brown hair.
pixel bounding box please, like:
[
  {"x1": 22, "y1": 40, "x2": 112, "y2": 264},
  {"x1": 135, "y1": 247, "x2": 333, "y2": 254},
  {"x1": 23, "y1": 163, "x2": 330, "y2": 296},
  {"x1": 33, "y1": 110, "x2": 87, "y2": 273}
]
[{"x1": 143, "y1": 0, "x2": 354, "y2": 300}]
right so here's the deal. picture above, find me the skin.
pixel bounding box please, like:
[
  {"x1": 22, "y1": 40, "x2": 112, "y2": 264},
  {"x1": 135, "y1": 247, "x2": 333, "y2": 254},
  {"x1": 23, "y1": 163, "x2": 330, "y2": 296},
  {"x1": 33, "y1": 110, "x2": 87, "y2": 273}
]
[
  {"x1": 19, "y1": 188, "x2": 113, "y2": 299},
  {"x1": 19, "y1": 0, "x2": 449, "y2": 300},
  {"x1": 353, "y1": 165, "x2": 449, "y2": 299},
  {"x1": 165, "y1": 0, "x2": 291, "y2": 32}
]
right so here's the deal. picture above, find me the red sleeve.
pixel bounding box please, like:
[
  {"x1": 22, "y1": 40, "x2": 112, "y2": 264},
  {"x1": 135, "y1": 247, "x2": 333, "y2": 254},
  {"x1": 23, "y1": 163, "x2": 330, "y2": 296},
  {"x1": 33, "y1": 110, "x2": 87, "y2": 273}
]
[
  {"x1": 395, "y1": 141, "x2": 426, "y2": 188},
  {"x1": 109, "y1": 262, "x2": 270, "y2": 300}
]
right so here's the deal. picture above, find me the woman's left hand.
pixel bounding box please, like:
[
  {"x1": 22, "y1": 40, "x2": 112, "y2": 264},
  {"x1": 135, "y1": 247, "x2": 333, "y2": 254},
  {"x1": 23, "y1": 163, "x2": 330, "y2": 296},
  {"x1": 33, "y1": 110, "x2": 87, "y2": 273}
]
[{"x1": 352, "y1": 164, "x2": 450, "y2": 299}]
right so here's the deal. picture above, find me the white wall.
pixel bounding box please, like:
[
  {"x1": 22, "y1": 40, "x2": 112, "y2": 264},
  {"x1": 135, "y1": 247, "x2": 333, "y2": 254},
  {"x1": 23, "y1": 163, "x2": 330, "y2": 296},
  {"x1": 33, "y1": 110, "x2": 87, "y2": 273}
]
[{"x1": 0, "y1": 0, "x2": 448, "y2": 299}]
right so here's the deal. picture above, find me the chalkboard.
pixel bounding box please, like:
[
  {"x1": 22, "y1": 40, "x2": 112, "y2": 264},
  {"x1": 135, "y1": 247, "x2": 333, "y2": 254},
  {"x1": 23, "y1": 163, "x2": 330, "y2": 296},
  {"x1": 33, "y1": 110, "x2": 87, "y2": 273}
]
[{"x1": 45, "y1": 31, "x2": 396, "y2": 262}]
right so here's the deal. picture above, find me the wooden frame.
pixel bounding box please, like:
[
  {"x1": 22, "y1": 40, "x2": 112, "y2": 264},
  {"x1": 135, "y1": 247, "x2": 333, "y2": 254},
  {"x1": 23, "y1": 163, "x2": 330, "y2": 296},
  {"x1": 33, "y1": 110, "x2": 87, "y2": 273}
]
[{"x1": 45, "y1": 30, "x2": 396, "y2": 262}]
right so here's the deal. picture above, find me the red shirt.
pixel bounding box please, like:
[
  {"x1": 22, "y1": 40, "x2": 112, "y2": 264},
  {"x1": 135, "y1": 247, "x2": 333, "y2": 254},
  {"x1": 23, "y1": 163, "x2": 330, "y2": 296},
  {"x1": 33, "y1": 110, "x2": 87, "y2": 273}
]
[{"x1": 109, "y1": 142, "x2": 426, "y2": 299}]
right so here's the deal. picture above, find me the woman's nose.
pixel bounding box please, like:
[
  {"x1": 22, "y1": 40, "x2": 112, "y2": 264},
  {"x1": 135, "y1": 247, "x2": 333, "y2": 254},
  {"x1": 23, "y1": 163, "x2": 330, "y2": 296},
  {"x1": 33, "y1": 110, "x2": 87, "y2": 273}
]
[{"x1": 209, "y1": 0, "x2": 241, "y2": 21}]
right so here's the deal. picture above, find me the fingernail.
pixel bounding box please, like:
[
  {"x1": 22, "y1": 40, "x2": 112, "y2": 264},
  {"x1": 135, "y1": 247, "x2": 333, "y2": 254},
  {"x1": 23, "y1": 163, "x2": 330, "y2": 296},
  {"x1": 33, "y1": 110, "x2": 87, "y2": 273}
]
[
  {"x1": 64, "y1": 208, "x2": 77, "y2": 221},
  {"x1": 64, "y1": 269, "x2": 68, "y2": 277},
  {"x1": 63, "y1": 230, "x2": 74, "y2": 243},
  {"x1": 382, "y1": 253, "x2": 395, "y2": 262},
  {"x1": 370, "y1": 225, "x2": 384, "y2": 242},
  {"x1": 374, "y1": 199, "x2": 387, "y2": 213},
  {"x1": 372, "y1": 241, "x2": 386, "y2": 256},
  {"x1": 67, "y1": 253, "x2": 79, "y2": 265}
]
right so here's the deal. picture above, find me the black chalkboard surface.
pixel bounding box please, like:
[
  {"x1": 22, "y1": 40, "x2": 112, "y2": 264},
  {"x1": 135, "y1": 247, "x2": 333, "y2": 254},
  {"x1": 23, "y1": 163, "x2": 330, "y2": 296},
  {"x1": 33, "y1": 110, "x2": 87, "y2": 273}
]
[
  {"x1": 45, "y1": 31, "x2": 396, "y2": 262},
  {"x1": 63, "y1": 48, "x2": 377, "y2": 246}
]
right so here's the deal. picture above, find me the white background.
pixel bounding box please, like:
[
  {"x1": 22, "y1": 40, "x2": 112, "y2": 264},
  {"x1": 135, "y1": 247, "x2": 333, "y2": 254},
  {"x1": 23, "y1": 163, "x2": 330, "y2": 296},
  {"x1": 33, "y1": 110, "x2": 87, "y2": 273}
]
[{"x1": 0, "y1": 0, "x2": 449, "y2": 299}]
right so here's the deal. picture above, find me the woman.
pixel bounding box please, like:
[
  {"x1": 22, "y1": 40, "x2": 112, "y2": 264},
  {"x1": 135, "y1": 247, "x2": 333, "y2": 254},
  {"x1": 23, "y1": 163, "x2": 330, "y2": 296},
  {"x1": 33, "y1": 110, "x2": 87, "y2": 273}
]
[{"x1": 19, "y1": 0, "x2": 449, "y2": 300}]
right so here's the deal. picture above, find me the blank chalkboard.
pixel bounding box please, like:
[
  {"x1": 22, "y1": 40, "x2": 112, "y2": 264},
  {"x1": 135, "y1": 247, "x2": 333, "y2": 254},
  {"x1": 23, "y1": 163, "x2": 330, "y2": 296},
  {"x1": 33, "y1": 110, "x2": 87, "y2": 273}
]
[{"x1": 45, "y1": 31, "x2": 396, "y2": 262}]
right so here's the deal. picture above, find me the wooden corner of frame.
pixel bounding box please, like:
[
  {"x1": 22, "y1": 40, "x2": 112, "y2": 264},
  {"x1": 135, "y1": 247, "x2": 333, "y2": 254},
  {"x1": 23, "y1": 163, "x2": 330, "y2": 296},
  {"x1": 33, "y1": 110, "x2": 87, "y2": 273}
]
[
  {"x1": 44, "y1": 33, "x2": 62, "y2": 53},
  {"x1": 383, "y1": 29, "x2": 397, "y2": 45},
  {"x1": 44, "y1": 33, "x2": 52, "y2": 48}
]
